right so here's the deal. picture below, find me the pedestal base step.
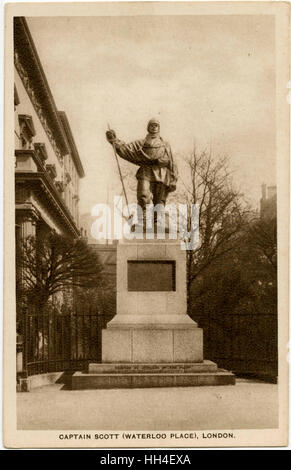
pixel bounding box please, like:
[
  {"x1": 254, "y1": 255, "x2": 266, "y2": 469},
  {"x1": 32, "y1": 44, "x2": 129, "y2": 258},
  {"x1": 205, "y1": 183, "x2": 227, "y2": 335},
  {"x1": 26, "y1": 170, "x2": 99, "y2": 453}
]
[
  {"x1": 88, "y1": 360, "x2": 218, "y2": 374},
  {"x1": 71, "y1": 361, "x2": 235, "y2": 389}
]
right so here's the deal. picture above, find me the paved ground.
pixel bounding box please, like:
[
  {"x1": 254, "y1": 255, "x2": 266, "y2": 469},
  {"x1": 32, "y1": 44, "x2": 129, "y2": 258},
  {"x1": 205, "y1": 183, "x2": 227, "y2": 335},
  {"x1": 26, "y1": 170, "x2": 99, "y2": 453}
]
[{"x1": 17, "y1": 379, "x2": 278, "y2": 430}]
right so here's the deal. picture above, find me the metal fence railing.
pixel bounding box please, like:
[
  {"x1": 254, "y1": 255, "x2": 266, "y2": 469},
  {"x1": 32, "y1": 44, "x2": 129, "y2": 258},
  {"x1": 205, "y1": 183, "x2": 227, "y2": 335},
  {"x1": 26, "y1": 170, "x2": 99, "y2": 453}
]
[
  {"x1": 192, "y1": 311, "x2": 278, "y2": 381},
  {"x1": 20, "y1": 309, "x2": 114, "y2": 377},
  {"x1": 19, "y1": 307, "x2": 277, "y2": 382}
]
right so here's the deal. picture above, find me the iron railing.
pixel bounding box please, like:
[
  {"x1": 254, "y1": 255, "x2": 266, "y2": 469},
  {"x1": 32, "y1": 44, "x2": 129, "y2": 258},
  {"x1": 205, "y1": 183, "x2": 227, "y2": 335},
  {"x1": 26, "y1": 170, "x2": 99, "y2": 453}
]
[
  {"x1": 20, "y1": 307, "x2": 277, "y2": 381},
  {"x1": 21, "y1": 308, "x2": 114, "y2": 377},
  {"x1": 192, "y1": 311, "x2": 278, "y2": 381}
]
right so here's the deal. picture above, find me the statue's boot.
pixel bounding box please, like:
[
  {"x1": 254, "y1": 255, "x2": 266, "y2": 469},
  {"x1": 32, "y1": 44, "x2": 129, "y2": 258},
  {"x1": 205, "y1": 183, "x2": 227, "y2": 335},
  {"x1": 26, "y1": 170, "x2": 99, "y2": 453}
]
[
  {"x1": 131, "y1": 206, "x2": 146, "y2": 234},
  {"x1": 154, "y1": 205, "x2": 170, "y2": 234}
]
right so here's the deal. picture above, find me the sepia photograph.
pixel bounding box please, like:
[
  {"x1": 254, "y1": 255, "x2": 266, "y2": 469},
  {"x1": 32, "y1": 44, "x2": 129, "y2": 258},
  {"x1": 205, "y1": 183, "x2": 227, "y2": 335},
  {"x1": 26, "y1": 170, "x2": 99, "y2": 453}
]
[{"x1": 3, "y1": 1, "x2": 289, "y2": 448}]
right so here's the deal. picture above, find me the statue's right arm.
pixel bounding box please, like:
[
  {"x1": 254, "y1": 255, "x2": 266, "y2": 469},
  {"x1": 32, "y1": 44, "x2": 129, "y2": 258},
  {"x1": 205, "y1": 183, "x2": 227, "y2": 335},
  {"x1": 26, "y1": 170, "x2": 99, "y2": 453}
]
[
  {"x1": 106, "y1": 130, "x2": 142, "y2": 165},
  {"x1": 106, "y1": 130, "x2": 154, "y2": 166},
  {"x1": 113, "y1": 139, "x2": 151, "y2": 166}
]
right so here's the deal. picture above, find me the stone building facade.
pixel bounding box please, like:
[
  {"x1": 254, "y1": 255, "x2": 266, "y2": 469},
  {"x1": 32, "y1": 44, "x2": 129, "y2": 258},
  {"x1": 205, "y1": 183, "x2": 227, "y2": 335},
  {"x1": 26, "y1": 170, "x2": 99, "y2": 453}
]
[
  {"x1": 260, "y1": 184, "x2": 277, "y2": 220},
  {"x1": 14, "y1": 17, "x2": 85, "y2": 306}
]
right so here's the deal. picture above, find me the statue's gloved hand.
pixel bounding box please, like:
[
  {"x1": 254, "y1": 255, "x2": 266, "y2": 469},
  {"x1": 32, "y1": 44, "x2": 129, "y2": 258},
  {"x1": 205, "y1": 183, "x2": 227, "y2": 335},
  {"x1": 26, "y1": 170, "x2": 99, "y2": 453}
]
[{"x1": 106, "y1": 130, "x2": 117, "y2": 144}]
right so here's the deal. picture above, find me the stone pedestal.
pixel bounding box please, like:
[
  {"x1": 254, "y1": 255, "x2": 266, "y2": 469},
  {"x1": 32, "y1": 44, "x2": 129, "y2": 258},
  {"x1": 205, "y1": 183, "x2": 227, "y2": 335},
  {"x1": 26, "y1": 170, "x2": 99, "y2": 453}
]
[
  {"x1": 102, "y1": 328, "x2": 203, "y2": 363},
  {"x1": 102, "y1": 238, "x2": 203, "y2": 363},
  {"x1": 72, "y1": 236, "x2": 235, "y2": 389}
]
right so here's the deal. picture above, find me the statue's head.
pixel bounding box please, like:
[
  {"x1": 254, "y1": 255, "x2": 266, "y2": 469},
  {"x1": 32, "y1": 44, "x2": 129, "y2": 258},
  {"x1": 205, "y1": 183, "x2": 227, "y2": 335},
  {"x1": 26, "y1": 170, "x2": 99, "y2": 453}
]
[{"x1": 147, "y1": 118, "x2": 160, "y2": 135}]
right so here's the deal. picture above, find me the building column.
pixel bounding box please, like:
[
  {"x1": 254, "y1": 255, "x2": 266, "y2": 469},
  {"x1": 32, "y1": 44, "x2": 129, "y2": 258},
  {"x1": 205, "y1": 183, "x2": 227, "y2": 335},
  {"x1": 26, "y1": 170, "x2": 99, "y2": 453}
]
[
  {"x1": 18, "y1": 212, "x2": 38, "y2": 238},
  {"x1": 16, "y1": 208, "x2": 39, "y2": 380}
]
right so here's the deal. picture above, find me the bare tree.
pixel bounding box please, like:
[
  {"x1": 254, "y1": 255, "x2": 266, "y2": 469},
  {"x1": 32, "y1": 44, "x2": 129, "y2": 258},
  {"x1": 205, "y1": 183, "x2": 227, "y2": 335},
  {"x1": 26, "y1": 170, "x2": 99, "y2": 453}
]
[
  {"x1": 247, "y1": 216, "x2": 277, "y2": 277},
  {"x1": 179, "y1": 145, "x2": 249, "y2": 303},
  {"x1": 17, "y1": 232, "x2": 103, "y2": 310}
]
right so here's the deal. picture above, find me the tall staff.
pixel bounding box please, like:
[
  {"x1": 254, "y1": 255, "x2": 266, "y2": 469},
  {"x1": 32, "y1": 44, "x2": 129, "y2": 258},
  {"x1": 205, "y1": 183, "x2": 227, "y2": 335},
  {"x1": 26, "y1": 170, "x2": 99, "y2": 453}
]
[{"x1": 107, "y1": 124, "x2": 131, "y2": 220}]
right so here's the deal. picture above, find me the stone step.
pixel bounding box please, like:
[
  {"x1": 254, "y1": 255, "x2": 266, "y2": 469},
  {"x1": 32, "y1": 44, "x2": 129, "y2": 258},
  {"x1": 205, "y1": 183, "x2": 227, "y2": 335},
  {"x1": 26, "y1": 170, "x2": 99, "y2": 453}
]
[
  {"x1": 88, "y1": 360, "x2": 218, "y2": 374},
  {"x1": 71, "y1": 370, "x2": 235, "y2": 390}
]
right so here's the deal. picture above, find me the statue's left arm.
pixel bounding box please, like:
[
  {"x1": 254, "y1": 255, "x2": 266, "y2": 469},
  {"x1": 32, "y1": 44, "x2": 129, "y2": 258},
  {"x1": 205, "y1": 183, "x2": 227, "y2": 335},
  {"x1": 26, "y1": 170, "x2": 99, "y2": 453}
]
[{"x1": 165, "y1": 143, "x2": 178, "y2": 192}]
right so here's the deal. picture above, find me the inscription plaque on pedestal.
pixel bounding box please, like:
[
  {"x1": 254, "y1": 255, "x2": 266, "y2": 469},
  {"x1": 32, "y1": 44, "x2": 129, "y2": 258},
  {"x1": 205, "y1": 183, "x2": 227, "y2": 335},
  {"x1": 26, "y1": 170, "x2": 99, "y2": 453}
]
[{"x1": 127, "y1": 260, "x2": 176, "y2": 292}]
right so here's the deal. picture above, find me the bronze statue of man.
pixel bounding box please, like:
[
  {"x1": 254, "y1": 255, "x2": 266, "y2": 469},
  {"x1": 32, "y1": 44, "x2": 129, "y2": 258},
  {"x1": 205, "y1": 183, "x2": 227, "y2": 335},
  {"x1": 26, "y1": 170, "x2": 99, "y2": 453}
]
[{"x1": 106, "y1": 119, "x2": 178, "y2": 215}]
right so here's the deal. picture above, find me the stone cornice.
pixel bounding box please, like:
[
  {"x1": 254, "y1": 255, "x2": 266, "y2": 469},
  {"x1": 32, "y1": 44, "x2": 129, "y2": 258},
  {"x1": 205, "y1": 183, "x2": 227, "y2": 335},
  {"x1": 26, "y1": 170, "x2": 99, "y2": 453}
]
[
  {"x1": 15, "y1": 171, "x2": 80, "y2": 237},
  {"x1": 15, "y1": 203, "x2": 41, "y2": 223},
  {"x1": 14, "y1": 17, "x2": 70, "y2": 161},
  {"x1": 15, "y1": 149, "x2": 42, "y2": 170},
  {"x1": 58, "y1": 111, "x2": 85, "y2": 178},
  {"x1": 15, "y1": 148, "x2": 80, "y2": 237}
]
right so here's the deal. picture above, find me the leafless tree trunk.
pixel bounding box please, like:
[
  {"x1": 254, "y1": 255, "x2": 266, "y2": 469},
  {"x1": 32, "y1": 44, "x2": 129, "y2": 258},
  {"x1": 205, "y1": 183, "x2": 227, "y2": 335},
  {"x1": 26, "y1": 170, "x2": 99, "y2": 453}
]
[{"x1": 178, "y1": 144, "x2": 250, "y2": 308}]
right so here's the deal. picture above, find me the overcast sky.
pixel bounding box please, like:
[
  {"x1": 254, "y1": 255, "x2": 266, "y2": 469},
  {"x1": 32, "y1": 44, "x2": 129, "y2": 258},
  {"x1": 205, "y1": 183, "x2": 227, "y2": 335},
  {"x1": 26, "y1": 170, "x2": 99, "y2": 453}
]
[{"x1": 27, "y1": 15, "x2": 276, "y2": 214}]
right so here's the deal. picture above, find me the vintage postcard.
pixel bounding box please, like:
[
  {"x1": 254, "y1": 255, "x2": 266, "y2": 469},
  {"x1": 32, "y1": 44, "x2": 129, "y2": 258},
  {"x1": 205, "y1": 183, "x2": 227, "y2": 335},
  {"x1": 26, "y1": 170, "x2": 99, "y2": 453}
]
[{"x1": 3, "y1": 1, "x2": 290, "y2": 448}]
